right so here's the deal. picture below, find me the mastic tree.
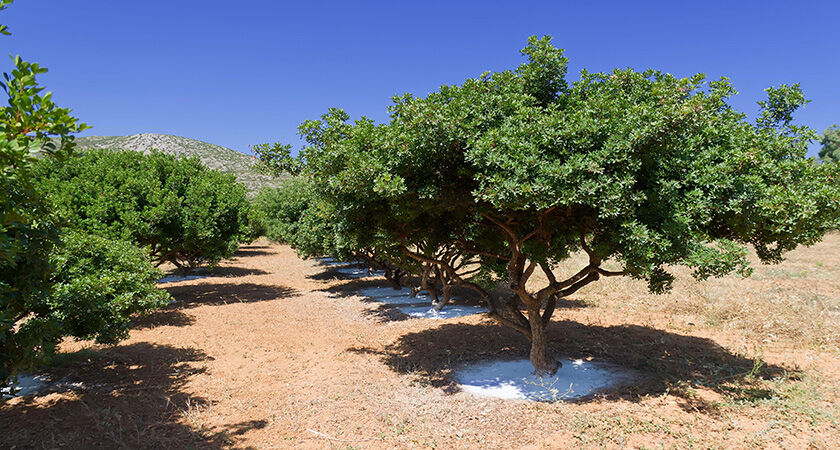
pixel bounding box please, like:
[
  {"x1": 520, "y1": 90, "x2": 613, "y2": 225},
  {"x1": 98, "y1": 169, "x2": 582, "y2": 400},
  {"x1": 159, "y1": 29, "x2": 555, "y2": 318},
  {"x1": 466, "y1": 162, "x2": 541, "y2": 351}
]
[
  {"x1": 254, "y1": 178, "x2": 419, "y2": 289},
  {"x1": 2, "y1": 0, "x2": 174, "y2": 393},
  {"x1": 263, "y1": 36, "x2": 840, "y2": 374},
  {"x1": 35, "y1": 149, "x2": 250, "y2": 273},
  {"x1": 254, "y1": 179, "x2": 321, "y2": 249},
  {"x1": 0, "y1": 0, "x2": 93, "y2": 388},
  {"x1": 43, "y1": 232, "x2": 170, "y2": 346},
  {"x1": 820, "y1": 124, "x2": 840, "y2": 163}
]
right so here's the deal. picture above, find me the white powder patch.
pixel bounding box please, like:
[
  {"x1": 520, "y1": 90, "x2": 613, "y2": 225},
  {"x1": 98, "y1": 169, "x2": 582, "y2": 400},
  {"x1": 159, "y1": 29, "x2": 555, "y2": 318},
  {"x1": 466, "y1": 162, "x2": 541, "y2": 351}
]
[
  {"x1": 455, "y1": 358, "x2": 638, "y2": 401},
  {"x1": 398, "y1": 305, "x2": 489, "y2": 319},
  {"x1": 358, "y1": 286, "x2": 431, "y2": 305},
  {"x1": 353, "y1": 275, "x2": 484, "y2": 318},
  {"x1": 315, "y1": 257, "x2": 351, "y2": 267},
  {"x1": 1, "y1": 374, "x2": 89, "y2": 399},
  {"x1": 157, "y1": 274, "x2": 208, "y2": 283},
  {"x1": 358, "y1": 286, "x2": 413, "y2": 298},
  {"x1": 335, "y1": 267, "x2": 384, "y2": 278},
  {"x1": 376, "y1": 296, "x2": 432, "y2": 306}
]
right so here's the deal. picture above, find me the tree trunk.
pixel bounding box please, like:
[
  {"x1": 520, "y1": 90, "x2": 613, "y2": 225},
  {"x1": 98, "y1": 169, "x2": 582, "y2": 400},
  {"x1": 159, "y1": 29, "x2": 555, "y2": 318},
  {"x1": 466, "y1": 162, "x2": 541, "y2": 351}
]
[
  {"x1": 435, "y1": 283, "x2": 453, "y2": 311},
  {"x1": 527, "y1": 305, "x2": 559, "y2": 376},
  {"x1": 421, "y1": 264, "x2": 438, "y2": 304},
  {"x1": 383, "y1": 267, "x2": 402, "y2": 289}
]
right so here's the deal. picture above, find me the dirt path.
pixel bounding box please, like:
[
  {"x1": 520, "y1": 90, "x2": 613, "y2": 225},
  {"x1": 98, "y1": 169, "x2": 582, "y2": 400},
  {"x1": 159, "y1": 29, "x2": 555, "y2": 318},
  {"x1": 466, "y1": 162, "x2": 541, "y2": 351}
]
[{"x1": 2, "y1": 241, "x2": 839, "y2": 448}]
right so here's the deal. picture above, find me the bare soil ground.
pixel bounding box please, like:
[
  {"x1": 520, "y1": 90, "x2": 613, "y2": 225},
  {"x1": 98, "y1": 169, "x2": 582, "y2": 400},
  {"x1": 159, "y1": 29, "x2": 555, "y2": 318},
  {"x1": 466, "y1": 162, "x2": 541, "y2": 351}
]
[{"x1": 3, "y1": 236, "x2": 840, "y2": 449}]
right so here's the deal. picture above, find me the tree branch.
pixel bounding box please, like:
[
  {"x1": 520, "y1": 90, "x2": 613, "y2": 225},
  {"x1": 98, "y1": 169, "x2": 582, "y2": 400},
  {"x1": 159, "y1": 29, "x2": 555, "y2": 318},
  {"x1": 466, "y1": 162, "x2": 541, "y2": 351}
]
[
  {"x1": 522, "y1": 261, "x2": 537, "y2": 284},
  {"x1": 557, "y1": 271, "x2": 599, "y2": 297},
  {"x1": 541, "y1": 296, "x2": 556, "y2": 327},
  {"x1": 579, "y1": 228, "x2": 595, "y2": 261},
  {"x1": 488, "y1": 312, "x2": 532, "y2": 339},
  {"x1": 482, "y1": 212, "x2": 520, "y2": 245},
  {"x1": 594, "y1": 267, "x2": 627, "y2": 277}
]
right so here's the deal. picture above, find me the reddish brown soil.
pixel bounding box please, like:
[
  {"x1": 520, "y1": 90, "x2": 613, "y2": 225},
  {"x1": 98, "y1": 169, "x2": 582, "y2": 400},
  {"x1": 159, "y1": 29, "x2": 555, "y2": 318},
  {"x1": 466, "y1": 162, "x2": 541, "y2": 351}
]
[{"x1": 2, "y1": 242, "x2": 839, "y2": 449}]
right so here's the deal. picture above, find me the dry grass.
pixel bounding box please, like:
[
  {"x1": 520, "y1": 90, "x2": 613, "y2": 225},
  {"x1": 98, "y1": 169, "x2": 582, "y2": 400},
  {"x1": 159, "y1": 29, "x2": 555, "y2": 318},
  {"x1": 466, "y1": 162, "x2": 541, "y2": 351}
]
[
  {"x1": 537, "y1": 232, "x2": 840, "y2": 351},
  {"x1": 2, "y1": 236, "x2": 840, "y2": 448}
]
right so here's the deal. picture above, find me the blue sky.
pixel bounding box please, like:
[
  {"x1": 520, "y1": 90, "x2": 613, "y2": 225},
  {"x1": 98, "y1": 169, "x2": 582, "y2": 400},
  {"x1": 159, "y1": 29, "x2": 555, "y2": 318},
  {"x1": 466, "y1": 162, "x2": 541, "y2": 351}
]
[{"x1": 2, "y1": 1, "x2": 837, "y2": 156}]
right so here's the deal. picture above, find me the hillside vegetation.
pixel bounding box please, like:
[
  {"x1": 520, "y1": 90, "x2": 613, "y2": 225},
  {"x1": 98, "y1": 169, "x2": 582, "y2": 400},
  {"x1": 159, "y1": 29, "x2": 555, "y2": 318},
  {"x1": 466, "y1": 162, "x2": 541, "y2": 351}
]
[{"x1": 74, "y1": 133, "x2": 285, "y2": 194}]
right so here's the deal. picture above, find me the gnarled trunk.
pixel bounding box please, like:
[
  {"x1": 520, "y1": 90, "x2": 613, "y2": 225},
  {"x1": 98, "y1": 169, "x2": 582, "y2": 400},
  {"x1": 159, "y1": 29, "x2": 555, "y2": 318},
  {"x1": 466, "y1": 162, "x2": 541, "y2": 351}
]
[
  {"x1": 527, "y1": 305, "x2": 559, "y2": 376},
  {"x1": 420, "y1": 263, "x2": 438, "y2": 304}
]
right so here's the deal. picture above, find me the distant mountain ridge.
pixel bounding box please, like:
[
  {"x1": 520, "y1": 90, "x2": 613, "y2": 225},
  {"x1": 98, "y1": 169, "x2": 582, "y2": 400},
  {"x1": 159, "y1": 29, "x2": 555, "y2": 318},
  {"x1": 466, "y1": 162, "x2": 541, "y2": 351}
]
[{"x1": 73, "y1": 133, "x2": 285, "y2": 194}]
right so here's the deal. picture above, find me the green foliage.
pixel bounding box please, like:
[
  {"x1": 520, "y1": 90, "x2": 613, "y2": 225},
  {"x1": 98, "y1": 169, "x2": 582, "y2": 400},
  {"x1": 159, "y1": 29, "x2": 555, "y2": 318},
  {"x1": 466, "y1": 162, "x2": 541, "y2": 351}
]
[
  {"x1": 254, "y1": 180, "x2": 311, "y2": 244},
  {"x1": 0, "y1": 0, "x2": 162, "y2": 392},
  {"x1": 253, "y1": 142, "x2": 298, "y2": 176},
  {"x1": 756, "y1": 84, "x2": 808, "y2": 129},
  {"x1": 35, "y1": 149, "x2": 250, "y2": 272},
  {"x1": 254, "y1": 178, "x2": 345, "y2": 258},
  {"x1": 819, "y1": 124, "x2": 840, "y2": 163},
  {"x1": 1, "y1": 0, "x2": 95, "y2": 390},
  {"x1": 261, "y1": 36, "x2": 840, "y2": 370},
  {"x1": 45, "y1": 232, "x2": 170, "y2": 345},
  {"x1": 238, "y1": 202, "x2": 266, "y2": 244},
  {"x1": 279, "y1": 36, "x2": 840, "y2": 287},
  {"x1": 0, "y1": 0, "x2": 13, "y2": 36}
]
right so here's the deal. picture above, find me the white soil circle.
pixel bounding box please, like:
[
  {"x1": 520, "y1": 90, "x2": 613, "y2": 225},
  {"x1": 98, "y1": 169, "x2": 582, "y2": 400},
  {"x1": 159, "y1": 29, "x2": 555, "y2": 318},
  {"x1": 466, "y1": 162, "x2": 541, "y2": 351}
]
[
  {"x1": 454, "y1": 358, "x2": 639, "y2": 401},
  {"x1": 398, "y1": 305, "x2": 489, "y2": 319}
]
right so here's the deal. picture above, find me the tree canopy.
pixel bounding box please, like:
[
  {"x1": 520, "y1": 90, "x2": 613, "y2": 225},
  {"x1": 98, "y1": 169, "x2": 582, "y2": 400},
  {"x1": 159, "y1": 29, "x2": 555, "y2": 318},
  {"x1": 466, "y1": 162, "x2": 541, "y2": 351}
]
[
  {"x1": 260, "y1": 36, "x2": 840, "y2": 374},
  {"x1": 1, "y1": 0, "x2": 94, "y2": 388},
  {"x1": 35, "y1": 149, "x2": 251, "y2": 272},
  {"x1": 820, "y1": 124, "x2": 840, "y2": 163}
]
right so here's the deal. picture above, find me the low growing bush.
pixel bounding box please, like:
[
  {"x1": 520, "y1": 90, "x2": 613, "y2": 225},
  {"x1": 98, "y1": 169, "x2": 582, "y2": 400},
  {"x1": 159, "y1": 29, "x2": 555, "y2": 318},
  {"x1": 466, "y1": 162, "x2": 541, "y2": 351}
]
[
  {"x1": 45, "y1": 232, "x2": 171, "y2": 345},
  {"x1": 36, "y1": 149, "x2": 250, "y2": 272}
]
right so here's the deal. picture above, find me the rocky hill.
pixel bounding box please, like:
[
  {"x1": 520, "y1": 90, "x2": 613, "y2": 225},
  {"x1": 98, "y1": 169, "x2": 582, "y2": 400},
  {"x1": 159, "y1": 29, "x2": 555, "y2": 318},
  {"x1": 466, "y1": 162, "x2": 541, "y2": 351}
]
[{"x1": 73, "y1": 133, "x2": 285, "y2": 194}]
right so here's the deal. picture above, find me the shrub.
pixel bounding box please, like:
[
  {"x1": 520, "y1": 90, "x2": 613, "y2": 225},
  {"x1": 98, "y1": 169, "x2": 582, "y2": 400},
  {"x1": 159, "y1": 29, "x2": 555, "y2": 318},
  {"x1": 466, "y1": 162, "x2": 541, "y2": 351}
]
[
  {"x1": 820, "y1": 124, "x2": 840, "y2": 163},
  {"x1": 35, "y1": 149, "x2": 250, "y2": 272},
  {"x1": 238, "y1": 202, "x2": 266, "y2": 244},
  {"x1": 254, "y1": 179, "x2": 314, "y2": 245},
  {"x1": 44, "y1": 232, "x2": 171, "y2": 345},
  {"x1": 1, "y1": 0, "x2": 90, "y2": 389}
]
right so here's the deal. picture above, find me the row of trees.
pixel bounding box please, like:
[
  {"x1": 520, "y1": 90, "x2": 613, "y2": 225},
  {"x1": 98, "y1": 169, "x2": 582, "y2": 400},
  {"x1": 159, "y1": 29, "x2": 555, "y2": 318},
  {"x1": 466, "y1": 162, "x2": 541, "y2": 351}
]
[
  {"x1": 257, "y1": 36, "x2": 840, "y2": 374},
  {"x1": 0, "y1": 0, "x2": 253, "y2": 391}
]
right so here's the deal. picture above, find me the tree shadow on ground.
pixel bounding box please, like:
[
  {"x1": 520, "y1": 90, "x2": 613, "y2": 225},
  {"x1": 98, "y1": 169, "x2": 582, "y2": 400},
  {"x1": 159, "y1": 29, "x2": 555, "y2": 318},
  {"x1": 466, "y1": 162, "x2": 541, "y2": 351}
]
[
  {"x1": 164, "y1": 282, "x2": 299, "y2": 308},
  {"x1": 233, "y1": 247, "x2": 274, "y2": 257},
  {"x1": 320, "y1": 277, "x2": 392, "y2": 295},
  {"x1": 132, "y1": 309, "x2": 196, "y2": 330},
  {"x1": 347, "y1": 320, "x2": 790, "y2": 409},
  {"x1": 203, "y1": 266, "x2": 270, "y2": 278},
  {"x1": 133, "y1": 283, "x2": 299, "y2": 331},
  {"x1": 363, "y1": 304, "x2": 415, "y2": 322},
  {"x1": 306, "y1": 264, "x2": 379, "y2": 281},
  {"x1": 0, "y1": 343, "x2": 267, "y2": 449}
]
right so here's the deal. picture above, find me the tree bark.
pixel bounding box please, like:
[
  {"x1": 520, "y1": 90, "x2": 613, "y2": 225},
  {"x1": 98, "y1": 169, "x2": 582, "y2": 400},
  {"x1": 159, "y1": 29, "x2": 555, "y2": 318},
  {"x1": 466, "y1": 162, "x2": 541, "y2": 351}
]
[
  {"x1": 527, "y1": 305, "x2": 559, "y2": 376},
  {"x1": 383, "y1": 266, "x2": 403, "y2": 289},
  {"x1": 435, "y1": 283, "x2": 453, "y2": 311},
  {"x1": 420, "y1": 263, "x2": 438, "y2": 304}
]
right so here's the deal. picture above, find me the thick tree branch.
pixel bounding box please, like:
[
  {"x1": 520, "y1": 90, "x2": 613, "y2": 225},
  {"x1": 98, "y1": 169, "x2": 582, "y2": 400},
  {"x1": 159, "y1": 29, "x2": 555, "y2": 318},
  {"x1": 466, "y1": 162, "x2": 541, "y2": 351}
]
[
  {"x1": 540, "y1": 262, "x2": 557, "y2": 285},
  {"x1": 541, "y1": 296, "x2": 556, "y2": 327},
  {"x1": 488, "y1": 312, "x2": 532, "y2": 339},
  {"x1": 557, "y1": 271, "x2": 600, "y2": 297},
  {"x1": 522, "y1": 261, "x2": 537, "y2": 284},
  {"x1": 579, "y1": 227, "x2": 597, "y2": 263},
  {"x1": 482, "y1": 213, "x2": 520, "y2": 246}
]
